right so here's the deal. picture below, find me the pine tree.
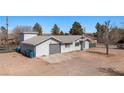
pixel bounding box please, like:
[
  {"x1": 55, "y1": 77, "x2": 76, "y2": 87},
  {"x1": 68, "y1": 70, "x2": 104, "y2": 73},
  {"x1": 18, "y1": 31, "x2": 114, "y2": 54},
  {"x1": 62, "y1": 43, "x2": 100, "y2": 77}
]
[
  {"x1": 60, "y1": 30, "x2": 64, "y2": 35},
  {"x1": 33, "y1": 22, "x2": 42, "y2": 35},
  {"x1": 51, "y1": 24, "x2": 60, "y2": 35},
  {"x1": 69, "y1": 21, "x2": 84, "y2": 35}
]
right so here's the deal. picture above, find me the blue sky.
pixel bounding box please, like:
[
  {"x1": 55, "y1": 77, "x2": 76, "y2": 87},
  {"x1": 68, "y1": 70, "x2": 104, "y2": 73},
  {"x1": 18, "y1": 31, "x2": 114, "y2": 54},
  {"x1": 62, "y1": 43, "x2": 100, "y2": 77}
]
[{"x1": 0, "y1": 16, "x2": 124, "y2": 33}]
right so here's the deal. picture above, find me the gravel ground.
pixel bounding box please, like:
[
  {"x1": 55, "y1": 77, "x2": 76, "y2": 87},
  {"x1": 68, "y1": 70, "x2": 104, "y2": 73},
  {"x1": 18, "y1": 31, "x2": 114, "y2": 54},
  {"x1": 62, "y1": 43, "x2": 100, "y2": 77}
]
[{"x1": 0, "y1": 45, "x2": 124, "y2": 76}]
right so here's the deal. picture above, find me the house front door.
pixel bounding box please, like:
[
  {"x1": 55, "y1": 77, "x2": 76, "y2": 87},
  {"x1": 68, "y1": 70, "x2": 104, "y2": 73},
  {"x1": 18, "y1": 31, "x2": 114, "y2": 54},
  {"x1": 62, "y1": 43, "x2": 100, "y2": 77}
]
[{"x1": 80, "y1": 41, "x2": 85, "y2": 50}]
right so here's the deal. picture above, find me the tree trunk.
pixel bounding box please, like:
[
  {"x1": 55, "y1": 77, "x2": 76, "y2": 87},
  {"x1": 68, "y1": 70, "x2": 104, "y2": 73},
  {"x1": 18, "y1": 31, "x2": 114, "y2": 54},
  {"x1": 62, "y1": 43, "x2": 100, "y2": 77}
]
[{"x1": 105, "y1": 44, "x2": 109, "y2": 55}]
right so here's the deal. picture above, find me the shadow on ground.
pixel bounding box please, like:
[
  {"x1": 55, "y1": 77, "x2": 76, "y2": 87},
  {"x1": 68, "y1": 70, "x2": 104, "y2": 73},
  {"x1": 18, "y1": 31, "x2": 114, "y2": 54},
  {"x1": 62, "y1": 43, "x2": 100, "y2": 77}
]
[
  {"x1": 86, "y1": 51, "x2": 106, "y2": 55},
  {"x1": 98, "y1": 67, "x2": 124, "y2": 76},
  {"x1": 86, "y1": 51, "x2": 115, "y2": 57}
]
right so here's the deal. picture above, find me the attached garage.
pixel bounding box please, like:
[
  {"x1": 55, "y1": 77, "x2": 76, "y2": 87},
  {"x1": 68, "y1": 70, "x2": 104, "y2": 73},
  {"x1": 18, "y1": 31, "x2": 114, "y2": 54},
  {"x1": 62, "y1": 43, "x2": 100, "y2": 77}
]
[
  {"x1": 35, "y1": 39, "x2": 60, "y2": 56},
  {"x1": 49, "y1": 44, "x2": 61, "y2": 55},
  {"x1": 21, "y1": 36, "x2": 61, "y2": 57}
]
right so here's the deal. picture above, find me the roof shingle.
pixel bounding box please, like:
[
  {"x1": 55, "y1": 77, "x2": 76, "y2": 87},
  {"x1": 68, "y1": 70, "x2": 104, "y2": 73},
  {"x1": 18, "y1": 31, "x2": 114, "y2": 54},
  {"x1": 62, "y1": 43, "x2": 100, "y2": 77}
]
[{"x1": 22, "y1": 35, "x2": 83, "y2": 46}]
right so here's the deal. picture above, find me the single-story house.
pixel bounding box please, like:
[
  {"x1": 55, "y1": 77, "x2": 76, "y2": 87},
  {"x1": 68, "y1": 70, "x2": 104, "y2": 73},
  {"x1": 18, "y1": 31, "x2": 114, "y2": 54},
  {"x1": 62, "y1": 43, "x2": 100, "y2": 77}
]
[{"x1": 19, "y1": 32, "x2": 95, "y2": 57}]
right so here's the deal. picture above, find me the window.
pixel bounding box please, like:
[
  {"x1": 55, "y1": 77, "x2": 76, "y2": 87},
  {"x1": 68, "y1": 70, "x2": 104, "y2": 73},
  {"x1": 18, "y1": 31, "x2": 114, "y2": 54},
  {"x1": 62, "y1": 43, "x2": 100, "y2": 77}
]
[
  {"x1": 65, "y1": 44, "x2": 70, "y2": 48},
  {"x1": 75, "y1": 42, "x2": 79, "y2": 46}
]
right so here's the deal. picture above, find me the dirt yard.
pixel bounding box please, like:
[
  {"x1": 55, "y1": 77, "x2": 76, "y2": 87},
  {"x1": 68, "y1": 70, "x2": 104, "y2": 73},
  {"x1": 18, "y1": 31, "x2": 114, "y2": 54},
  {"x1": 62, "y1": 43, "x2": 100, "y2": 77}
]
[{"x1": 0, "y1": 45, "x2": 124, "y2": 76}]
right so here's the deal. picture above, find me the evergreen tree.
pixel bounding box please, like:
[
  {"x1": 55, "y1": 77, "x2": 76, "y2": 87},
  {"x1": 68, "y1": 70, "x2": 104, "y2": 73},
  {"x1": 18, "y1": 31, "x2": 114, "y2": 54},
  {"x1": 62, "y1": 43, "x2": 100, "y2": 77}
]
[
  {"x1": 33, "y1": 22, "x2": 42, "y2": 35},
  {"x1": 60, "y1": 30, "x2": 64, "y2": 35},
  {"x1": 69, "y1": 21, "x2": 84, "y2": 35},
  {"x1": 51, "y1": 24, "x2": 60, "y2": 35}
]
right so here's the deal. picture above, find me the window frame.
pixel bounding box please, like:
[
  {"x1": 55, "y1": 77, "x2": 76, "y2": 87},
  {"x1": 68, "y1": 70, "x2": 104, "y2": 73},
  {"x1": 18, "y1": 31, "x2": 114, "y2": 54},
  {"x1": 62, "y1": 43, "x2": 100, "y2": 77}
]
[
  {"x1": 75, "y1": 42, "x2": 80, "y2": 47},
  {"x1": 65, "y1": 43, "x2": 71, "y2": 48}
]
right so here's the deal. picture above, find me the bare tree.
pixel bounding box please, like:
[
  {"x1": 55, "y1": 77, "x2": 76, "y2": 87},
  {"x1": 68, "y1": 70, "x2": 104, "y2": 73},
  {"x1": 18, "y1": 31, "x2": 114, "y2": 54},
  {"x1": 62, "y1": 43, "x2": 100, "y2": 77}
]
[
  {"x1": 0, "y1": 17, "x2": 8, "y2": 45},
  {"x1": 12, "y1": 25, "x2": 32, "y2": 43},
  {"x1": 109, "y1": 27, "x2": 121, "y2": 44},
  {"x1": 103, "y1": 20, "x2": 112, "y2": 55},
  {"x1": 0, "y1": 26, "x2": 8, "y2": 45}
]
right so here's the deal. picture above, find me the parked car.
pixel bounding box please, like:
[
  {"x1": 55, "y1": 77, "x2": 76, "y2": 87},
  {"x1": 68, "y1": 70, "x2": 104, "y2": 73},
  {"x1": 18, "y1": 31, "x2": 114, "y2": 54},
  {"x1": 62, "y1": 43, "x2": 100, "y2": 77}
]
[
  {"x1": 117, "y1": 44, "x2": 124, "y2": 49},
  {"x1": 117, "y1": 39, "x2": 124, "y2": 49}
]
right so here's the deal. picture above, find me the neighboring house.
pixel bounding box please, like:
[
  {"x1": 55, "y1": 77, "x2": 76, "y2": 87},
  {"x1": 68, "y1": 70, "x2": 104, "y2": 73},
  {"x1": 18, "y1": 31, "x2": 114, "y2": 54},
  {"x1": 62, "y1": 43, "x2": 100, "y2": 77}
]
[
  {"x1": 19, "y1": 32, "x2": 94, "y2": 57},
  {"x1": 8, "y1": 34, "x2": 17, "y2": 44},
  {"x1": 0, "y1": 33, "x2": 16, "y2": 45}
]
